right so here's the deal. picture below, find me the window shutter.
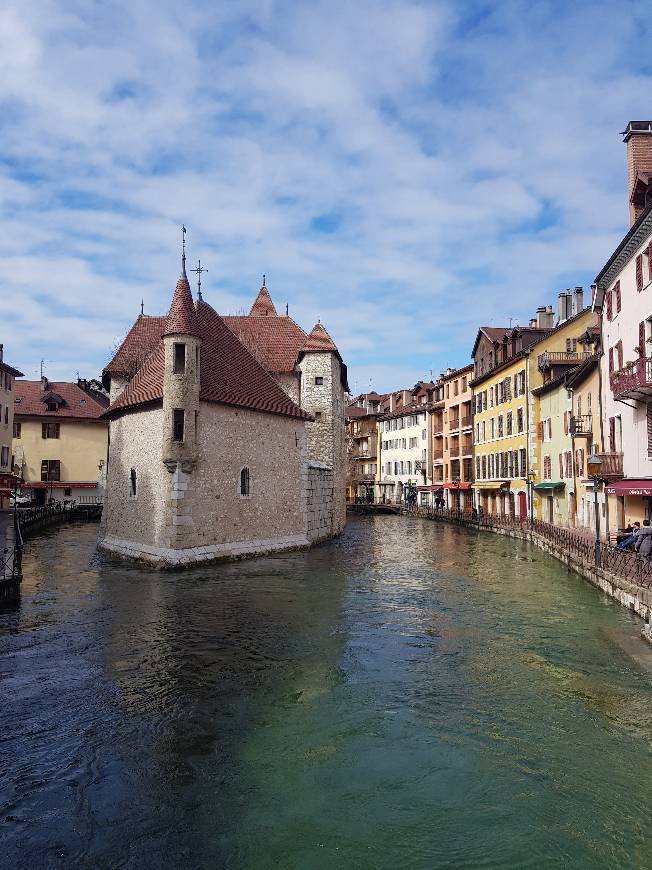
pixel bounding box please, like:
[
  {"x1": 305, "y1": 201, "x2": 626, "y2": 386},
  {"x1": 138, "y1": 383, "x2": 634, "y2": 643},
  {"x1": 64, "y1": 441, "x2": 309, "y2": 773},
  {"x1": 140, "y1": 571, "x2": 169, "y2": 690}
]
[
  {"x1": 559, "y1": 453, "x2": 563, "y2": 478},
  {"x1": 609, "y1": 417, "x2": 615, "y2": 452},
  {"x1": 609, "y1": 347, "x2": 614, "y2": 375},
  {"x1": 615, "y1": 280, "x2": 621, "y2": 313},
  {"x1": 617, "y1": 340, "x2": 623, "y2": 370},
  {"x1": 648, "y1": 403, "x2": 652, "y2": 459},
  {"x1": 640, "y1": 321, "x2": 646, "y2": 355},
  {"x1": 42, "y1": 422, "x2": 47, "y2": 439},
  {"x1": 606, "y1": 290, "x2": 612, "y2": 321},
  {"x1": 637, "y1": 254, "x2": 644, "y2": 292},
  {"x1": 55, "y1": 423, "x2": 60, "y2": 439},
  {"x1": 41, "y1": 460, "x2": 48, "y2": 481}
]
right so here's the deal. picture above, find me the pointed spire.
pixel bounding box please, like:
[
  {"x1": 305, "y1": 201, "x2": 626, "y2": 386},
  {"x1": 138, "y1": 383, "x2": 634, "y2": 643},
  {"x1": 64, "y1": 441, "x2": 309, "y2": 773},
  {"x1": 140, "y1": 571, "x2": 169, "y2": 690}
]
[
  {"x1": 249, "y1": 281, "x2": 277, "y2": 316},
  {"x1": 181, "y1": 224, "x2": 187, "y2": 278},
  {"x1": 163, "y1": 266, "x2": 201, "y2": 338}
]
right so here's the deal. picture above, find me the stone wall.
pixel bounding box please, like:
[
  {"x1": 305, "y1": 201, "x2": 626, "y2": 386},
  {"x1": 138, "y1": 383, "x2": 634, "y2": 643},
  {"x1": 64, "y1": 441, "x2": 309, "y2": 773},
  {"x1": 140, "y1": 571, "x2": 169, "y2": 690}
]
[
  {"x1": 306, "y1": 462, "x2": 335, "y2": 543},
  {"x1": 100, "y1": 401, "x2": 311, "y2": 566}
]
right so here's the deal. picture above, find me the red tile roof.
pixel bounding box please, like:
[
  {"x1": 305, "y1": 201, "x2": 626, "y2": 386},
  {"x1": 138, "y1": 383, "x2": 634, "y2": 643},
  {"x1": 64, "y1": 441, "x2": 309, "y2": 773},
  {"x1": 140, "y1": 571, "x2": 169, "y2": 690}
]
[
  {"x1": 163, "y1": 273, "x2": 200, "y2": 337},
  {"x1": 104, "y1": 314, "x2": 166, "y2": 376},
  {"x1": 14, "y1": 381, "x2": 108, "y2": 419},
  {"x1": 105, "y1": 300, "x2": 311, "y2": 421},
  {"x1": 302, "y1": 322, "x2": 338, "y2": 352},
  {"x1": 223, "y1": 315, "x2": 308, "y2": 373},
  {"x1": 249, "y1": 286, "x2": 277, "y2": 316}
]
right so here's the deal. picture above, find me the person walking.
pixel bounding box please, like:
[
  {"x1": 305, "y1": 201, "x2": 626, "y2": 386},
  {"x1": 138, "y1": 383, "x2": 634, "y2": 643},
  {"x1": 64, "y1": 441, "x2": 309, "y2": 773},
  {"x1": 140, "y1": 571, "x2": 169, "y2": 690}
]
[{"x1": 634, "y1": 520, "x2": 652, "y2": 559}]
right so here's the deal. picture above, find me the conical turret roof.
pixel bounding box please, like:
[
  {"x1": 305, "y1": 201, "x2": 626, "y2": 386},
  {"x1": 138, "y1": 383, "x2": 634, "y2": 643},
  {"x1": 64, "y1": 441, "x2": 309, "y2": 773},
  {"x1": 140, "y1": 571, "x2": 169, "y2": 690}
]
[
  {"x1": 249, "y1": 285, "x2": 277, "y2": 316},
  {"x1": 302, "y1": 321, "x2": 337, "y2": 352},
  {"x1": 163, "y1": 270, "x2": 201, "y2": 337}
]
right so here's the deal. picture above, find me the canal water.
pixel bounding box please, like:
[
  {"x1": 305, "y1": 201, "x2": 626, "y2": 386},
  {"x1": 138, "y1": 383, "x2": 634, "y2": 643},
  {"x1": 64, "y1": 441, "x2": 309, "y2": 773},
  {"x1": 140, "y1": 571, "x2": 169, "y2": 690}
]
[{"x1": 2, "y1": 517, "x2": 652, "y2": 869}]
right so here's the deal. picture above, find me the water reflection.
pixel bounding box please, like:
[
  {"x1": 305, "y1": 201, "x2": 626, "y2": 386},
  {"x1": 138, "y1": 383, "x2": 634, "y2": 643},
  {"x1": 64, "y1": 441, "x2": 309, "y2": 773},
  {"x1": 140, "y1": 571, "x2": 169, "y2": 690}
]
[{"x1": 1, "y1": 517, "x2": 652, "y2": 869}]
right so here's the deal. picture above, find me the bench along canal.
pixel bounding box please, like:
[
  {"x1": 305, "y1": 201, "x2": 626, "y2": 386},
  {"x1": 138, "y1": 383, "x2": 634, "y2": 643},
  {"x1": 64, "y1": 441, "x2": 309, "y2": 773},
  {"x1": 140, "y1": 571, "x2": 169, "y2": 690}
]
[{"x1": 2, "y1": 516, "x2": 652, "y2": 868}]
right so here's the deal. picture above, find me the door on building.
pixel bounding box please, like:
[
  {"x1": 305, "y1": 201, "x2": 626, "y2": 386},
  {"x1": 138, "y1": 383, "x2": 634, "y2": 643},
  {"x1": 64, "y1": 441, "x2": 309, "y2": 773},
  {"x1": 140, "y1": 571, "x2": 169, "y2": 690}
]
[
  {"x1": 518, "y1": 491, "x2": 527, "y2": 519},
  {"x1": 569, "y1": 492, "x2": 576, "y2": 527},
  {"x1": 547, "y1": 496, "x2": 554, "y2": 523},
  {"x1": 508, "y1": 492, "x2": 515, "y2": 517}
]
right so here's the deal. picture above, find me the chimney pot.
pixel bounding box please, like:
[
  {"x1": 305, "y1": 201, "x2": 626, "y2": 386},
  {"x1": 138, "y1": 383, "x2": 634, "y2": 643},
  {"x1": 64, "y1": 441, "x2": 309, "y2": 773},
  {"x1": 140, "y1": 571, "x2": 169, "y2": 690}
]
[
  {"x1": 573, "y1": 286, "x2": 584, "y2": 316},
  {"x1": 557, "y1": 292, "x2": 567, "y2": 323},
  {"x1": 0, "y1": 344, "x2": 3, "y2": 364}
]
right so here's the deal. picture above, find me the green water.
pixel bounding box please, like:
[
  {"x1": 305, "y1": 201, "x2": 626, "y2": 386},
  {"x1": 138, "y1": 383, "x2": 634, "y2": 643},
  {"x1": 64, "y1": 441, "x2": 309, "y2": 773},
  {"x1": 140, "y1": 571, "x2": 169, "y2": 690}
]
[{"x1": 1, "y1": 516, "x2": 652, "y2": 868}]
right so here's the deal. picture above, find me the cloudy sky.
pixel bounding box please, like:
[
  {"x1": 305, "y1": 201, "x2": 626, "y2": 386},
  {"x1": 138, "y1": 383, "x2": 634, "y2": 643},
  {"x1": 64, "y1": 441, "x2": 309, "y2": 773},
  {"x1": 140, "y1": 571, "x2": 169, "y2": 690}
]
[{"x1": 1, "y1": 0, "x2": 650, "y2": 392}]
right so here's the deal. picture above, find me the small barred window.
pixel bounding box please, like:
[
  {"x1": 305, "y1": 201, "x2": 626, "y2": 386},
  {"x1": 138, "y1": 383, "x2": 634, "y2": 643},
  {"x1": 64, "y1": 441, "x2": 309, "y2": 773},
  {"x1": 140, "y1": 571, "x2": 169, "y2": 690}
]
[{"x1": 240, "y1": 467, "x2": 250, "y2": 497}]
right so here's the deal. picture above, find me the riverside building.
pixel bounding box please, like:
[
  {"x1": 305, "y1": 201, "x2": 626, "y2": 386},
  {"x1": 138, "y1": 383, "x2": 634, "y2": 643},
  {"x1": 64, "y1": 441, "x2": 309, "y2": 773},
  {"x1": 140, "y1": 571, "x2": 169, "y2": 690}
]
[
  {"x1": 431, "y1": 365, "x2": 474, "y2": 511},
  {"x1": 470, "y1": 320, "x2": 551, "y2": 517},
  {"x1": 0, "y1": 345, "x2": 24, "y2": 510},
  {"x1": 99, "y1": 258, "x2": 347, "y2": 566},
  {"x1": 595, "y1": 121, "x2": 652, "y2": 532},
  {"x1": 12, "y1": 377, "x2": 108, "y2": 505},
  {"x1": 376, "y1": 383, "x2": 435, "y2": 504},
  {"x1": 346, "y1": 392, "x2": 387, "y2": 502}
]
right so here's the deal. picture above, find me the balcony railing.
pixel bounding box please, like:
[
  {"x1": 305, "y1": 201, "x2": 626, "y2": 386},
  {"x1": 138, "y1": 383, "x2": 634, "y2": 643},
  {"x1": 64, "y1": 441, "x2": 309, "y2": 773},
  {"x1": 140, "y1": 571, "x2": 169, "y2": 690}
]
[
  {"x1": 611, "y1": 357, "x2": 652, "y2": 402},
  {"x1": 432, "y1": 417, "x2": 444, "y2": 435},
  {"x1": 596, "y1": 452, "x2": 623, "y2": 480},
  {"x1": 449, "y1": 418, "x2": 460, "y2": 431},
  {"x1": 461, "y1": 415, "x2": 472, "y2": 429},
  {"x1": 569, "y1": 414, "x2": 592, "y2": 437},
  {"x1": 537, "y1": 350, "x2": 591, "y2": 370},
  {"x1": 461, "y1": 439, "x2": 473, "y2": 456},
  {"x1": 433, "y1": 450, "x2": 444, "y2": 461}
]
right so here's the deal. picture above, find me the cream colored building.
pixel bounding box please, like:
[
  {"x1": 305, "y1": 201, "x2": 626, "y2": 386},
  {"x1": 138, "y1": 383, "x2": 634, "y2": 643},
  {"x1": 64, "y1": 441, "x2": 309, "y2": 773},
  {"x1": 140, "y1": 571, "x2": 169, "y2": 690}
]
[
  {"x1": 13, "y1": 378, "x2": 108, "y2": 505},
  {"x1": 0, "y1": 345, "x2": 24, "y2": 510}
]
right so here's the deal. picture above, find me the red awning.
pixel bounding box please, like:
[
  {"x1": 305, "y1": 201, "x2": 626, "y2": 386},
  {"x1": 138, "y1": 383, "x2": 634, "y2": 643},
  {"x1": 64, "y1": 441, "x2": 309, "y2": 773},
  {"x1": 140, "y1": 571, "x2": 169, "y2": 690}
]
[
  {"x1": 22, "y1": 482, "x2": 98, "y2": 489},
  {"x1": 605, "y1": 480, "x2": 652, "y2": 497},
  {"x1": 417, "y1": 485, "x2": 443, "y2": 492},
  {"x1": 443, "y1": 482, "x2": 472, "y2": 490}
]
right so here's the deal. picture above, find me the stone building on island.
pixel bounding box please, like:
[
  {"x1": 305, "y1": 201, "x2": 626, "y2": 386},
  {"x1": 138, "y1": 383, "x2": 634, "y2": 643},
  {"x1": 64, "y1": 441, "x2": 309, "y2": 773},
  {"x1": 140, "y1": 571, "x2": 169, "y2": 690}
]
[{"x1": 99, "y1": 262, "x2": 347, "y2": 566}]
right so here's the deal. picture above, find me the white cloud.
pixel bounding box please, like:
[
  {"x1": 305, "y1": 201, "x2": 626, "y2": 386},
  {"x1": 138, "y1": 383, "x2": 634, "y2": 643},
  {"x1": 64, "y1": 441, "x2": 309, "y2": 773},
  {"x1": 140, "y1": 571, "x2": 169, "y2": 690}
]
[{"x1": 1, "y1": 0, "x2": 651, "y2": 389}]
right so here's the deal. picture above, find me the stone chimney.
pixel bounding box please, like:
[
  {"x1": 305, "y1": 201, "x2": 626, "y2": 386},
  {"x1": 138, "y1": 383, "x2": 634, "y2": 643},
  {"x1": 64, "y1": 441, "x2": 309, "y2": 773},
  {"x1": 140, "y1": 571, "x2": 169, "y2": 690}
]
[
  {"x1": 0, "y1": 344, "x2": 3, "y2": 364},
  {"x1": 565, "y1": 289, "x2": 572, "y2": 320},
  {"x1": 389, "y1": 393, "x2": 397, "y2": 412},
  {"x1": 623, "y1": 121, "x2": 652, "y2": 225},
  {"x1": 40, "y1": 375, "x2": 48, "y2": 392},
  {"x1": 529, "y1": 318, "x2": 536, "y2": 328},
  {"x1": 535, "y1": 306, "x2": 554, "y2": 329},
  {"x1": 557, "y1": 292, "x2": 567, "y2": 323},
  {"x1": 573, "y1": 286, "x2": 584, "y2": 316}
]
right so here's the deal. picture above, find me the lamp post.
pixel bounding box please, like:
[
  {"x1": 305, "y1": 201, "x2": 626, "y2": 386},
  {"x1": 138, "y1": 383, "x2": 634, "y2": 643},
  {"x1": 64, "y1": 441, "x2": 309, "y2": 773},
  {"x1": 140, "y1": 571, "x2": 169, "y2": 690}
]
[{"x1": 587, "y1": 453, "x2": 603, "y2": 567}]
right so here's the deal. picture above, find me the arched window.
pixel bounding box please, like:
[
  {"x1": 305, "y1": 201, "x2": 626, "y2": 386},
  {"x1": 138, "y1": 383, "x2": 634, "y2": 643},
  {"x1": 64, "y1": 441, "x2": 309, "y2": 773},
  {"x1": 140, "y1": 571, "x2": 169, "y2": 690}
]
[
  {"x1": 129, "y1": 468, "x2": 137, "y2": 497},
  {"x1": 240, "y1": 467, "x2": 250, "y2": 497}
]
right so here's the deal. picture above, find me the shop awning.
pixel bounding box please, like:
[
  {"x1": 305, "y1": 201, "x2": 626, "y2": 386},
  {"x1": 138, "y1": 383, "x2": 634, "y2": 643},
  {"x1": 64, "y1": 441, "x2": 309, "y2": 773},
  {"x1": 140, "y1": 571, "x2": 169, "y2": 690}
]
[
  {"x1": 533, "y1": 481, "x2": 565, "y2": 491},
  {"x1": 605, "y1": 480, "x2": 652, "y2": 497},
  {"x1": 473, "y1": 482, "x2": 506, "y2": 490},
  {"x1": 417, "y1": 485, "x2": 443, "y2": 492}
]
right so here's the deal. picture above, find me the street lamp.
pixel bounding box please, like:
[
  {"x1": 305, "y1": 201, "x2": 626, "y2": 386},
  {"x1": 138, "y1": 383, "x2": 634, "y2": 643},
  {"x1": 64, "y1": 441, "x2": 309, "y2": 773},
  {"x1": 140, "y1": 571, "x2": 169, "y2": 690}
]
[{"x1": 587, "y1": 453, "x2": 603, "y2": 567}]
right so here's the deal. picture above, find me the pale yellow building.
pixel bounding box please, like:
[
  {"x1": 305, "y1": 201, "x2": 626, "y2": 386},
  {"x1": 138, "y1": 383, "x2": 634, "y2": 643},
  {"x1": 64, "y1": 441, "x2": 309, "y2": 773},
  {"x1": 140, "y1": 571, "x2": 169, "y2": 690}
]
[{"x1": 13, "y1": 378, "x2": 108, "y2": 505}]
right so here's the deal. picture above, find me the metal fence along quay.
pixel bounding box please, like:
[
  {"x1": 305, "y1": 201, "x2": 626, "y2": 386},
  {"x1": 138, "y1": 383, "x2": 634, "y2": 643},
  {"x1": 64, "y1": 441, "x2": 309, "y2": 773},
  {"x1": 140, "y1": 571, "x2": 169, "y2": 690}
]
[{"x1": 406, "y1": 506, "x2": 652, "y2": 589}]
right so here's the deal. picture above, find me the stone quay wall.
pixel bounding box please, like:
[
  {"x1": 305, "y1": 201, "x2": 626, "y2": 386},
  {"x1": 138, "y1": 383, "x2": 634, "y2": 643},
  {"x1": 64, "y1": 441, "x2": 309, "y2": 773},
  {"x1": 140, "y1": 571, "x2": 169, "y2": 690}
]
[
  {"x1": 306, "y1": 462, "x2": 336, "y2": 543},
  {"x1": 407, "y1": 508, "x2": 652, "y2": 623}
]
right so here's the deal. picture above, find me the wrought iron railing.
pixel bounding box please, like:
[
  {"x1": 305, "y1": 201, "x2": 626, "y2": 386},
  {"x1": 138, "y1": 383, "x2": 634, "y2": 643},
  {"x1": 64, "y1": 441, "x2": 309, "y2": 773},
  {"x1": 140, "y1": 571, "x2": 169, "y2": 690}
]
[
  {"x1": 406, "y1": 506, "x2": 652, "y2": 588},
  {"x1": 611, "y1": 356, "x2": 652, "y2": 401},
  {"x1": 569, "y1": 414, "x2": 592, "y2": 436},
  {"x1": 538, "y1": 350, "x2": 592, "y2": 370}
]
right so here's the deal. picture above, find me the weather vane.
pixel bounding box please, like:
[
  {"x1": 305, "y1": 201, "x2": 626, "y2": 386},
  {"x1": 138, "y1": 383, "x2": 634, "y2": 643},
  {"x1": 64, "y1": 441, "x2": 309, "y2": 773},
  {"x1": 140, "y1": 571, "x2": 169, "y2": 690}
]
[
  {"x1": 262, "y1": 274, "x2": 266, "y2": 287},
  {"x1": 181, "y1": 224, "x2": 187, "y2": 273},
  {"x1": 191, "y1": 259, "x2": 207, "y2": 301}
]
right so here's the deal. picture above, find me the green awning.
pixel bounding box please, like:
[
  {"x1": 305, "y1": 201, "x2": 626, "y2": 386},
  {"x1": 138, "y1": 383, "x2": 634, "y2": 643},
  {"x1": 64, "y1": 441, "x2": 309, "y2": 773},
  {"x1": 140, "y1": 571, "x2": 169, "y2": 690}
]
[{"x1": 533, "y1": 481, "x2": 565, "y2": 491}]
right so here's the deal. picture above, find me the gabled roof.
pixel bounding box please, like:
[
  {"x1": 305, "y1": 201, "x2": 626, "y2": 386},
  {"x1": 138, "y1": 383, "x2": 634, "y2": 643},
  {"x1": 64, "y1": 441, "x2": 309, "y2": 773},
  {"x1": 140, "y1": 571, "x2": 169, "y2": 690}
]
[
  {"x1": 249, "y1": 285, "x2": 277, "y2": 316},
  {"x1": 471, "y1": 326, "x2": 509, "y2": 359},
  {"x1": 105, "y1": 300, "x2": 311, "y2": 421},
  {"x1": 14, "y1": 381, "x2": 108, "y2": 420},
  {"x1": 163, "y1": 272, "x2": 200, "y2": 337}
]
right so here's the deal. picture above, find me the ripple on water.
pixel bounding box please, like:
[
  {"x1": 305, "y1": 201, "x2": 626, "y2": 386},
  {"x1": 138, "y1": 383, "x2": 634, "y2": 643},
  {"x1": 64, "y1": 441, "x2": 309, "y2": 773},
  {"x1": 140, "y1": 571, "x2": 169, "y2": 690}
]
[{"x1": 1, "y1": 517, "x2": 652, "y2": 869}]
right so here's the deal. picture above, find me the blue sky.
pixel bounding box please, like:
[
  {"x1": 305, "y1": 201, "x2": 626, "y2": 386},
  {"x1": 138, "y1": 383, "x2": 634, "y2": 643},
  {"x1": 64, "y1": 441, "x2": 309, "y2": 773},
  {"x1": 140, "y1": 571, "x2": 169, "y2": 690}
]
[{"x1": 1, "y1": 0, "x2": 651, "y2": 392}]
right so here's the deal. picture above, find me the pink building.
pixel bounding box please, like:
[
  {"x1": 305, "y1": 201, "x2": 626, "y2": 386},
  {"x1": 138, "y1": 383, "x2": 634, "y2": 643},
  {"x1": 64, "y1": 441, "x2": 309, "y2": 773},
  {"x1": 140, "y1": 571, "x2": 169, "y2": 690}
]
[{"x1": 595, "y1": 121, "x2": 652, "y2": 530}]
